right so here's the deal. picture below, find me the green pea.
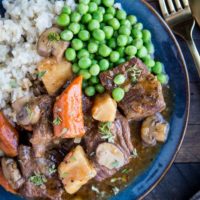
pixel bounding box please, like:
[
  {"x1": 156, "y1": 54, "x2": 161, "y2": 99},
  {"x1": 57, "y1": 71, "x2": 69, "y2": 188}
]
[
  {"x1": 102, "y1": 0, "x2": 114, "y2": 7},
  {"x1": 114, "y1": 74, "x2": 126, "y2": 85},
  {"x1": 99, "y1": 59, "x2": 109, "y2": 71},
  {"x1": 60, "y1": 30, "x2": 73, "y2": 41},
  {"x1": 61, "y1": 6, "x2": 71, "y2": 15},
  {"x1": 106, "y1": 7, "x2": 116, "y2": 15},
  {"x1": 110, "y1": 51, "x2": 120, "y2": 63},
  {"x1": 78, "y1": 30, "x2": 90, "y2": 41},
  {"x1": 88, "y1": 2, "x2": 98, "y2": 13},
  {"x1": 90, "y1": 76, "x2": 99, "y2": 84},
  {"x1": 79, "y1": 69, "x2": 91, "y2": 80},
  {"x1": 142, "y1": 29, "x2": 151, "y2": 43},
  {"x1": 92, "y1": 29, "x2": 105, "y2": 41},
  {"x1": 79, "y1": 0, "x2": 90, "y2": 4},
  {"x1": 72, "y1": 63, "x2": 80, "y2": 73},
  {"x1": 77, "y1": 3, "x2": 89, "y2": 14},
  {"x1": 92, "y1": 0, "x2": 101, "y2": 5},
  {"x1": 134, "y1": 22, "x2": 143, "y2": 30},
  {"x1": 143, "y1": 57, "x2": 155, "y2": 68},
  {"x1": 68, "y1": 23, "x2": 80, "y2": 34},
  {"x1": 116, "y1": 58, "x2": 126, "y2": 65},
  {"x1": 119, "y1": 25, "x2": 131, "y2": 36},
  {"x1": 97, "y1": 6, "x2": 105, "y2": 13},
  {"x1": 77, "y1": 49, "x2": 90, "y2": 59},
  {"x1": 116, "y1": 9, "x2": 127, "y2": 20},
  {"x1": 125, "y1": 45, "x2": 137, "y2": 56},
  {"x1": 93, "y1": 11, "x2": 103, "y2": 22},
  {"x1": 157, "y1": 74, "x2": 168, "y2": 84},
  {"x1": 127, "y1": 15, "x2": 137, "y2": 25},
  {"x1": 85, "y1": 86, "x2": 96, "y2": 96},
  {"x1": 65, "y1": 48, "x2": 76, "y2": 61},
  {"x1": 78, "y1": 57, "x2": 92, "y2": 69},
  {"x1": 88, "y1": 19, "x2": 100, "y2": 31},
  {"x1": 137, "y1": 46, "x2": 148, "y2": 58},
  {"x1": 117, "y1": 47, "x2": 125, "y2": 58},
  {"x1": 132, "y1": 29, "x2": 142, "y2": 39},
  {"x1": 112, "y1": 87, "x2": 125, "y2": 102},
  {"x1": 103, "y1": 13, "x2": 113, "y2": 22},
  {"x1": 103, "y1": 26, "x2": 114, "y2": 39},
  {"x1": 145, "y1": 42, "x2": 155, "y2": 54},
  {"x1": 99, "y1": 44, "x2": 112, "y2": 57},
  {"x1": 117, "y1": 35, "x2": 128, "y2": 47},
  {"x1": 107, "y1": 38, "x2": 116, "y2": 49},
  {"x1": 121, "y1": 19, "x2": 131, "y2": 27},
  {"x1": 132, "y1": 38, "x2": 143, "y2": 49},
  {"x1": 92, "y1": 59, "x2": 98, "y2": 65},
  {"x1": 95, "y1": 84, "x2": 105, "y2": 93},
  {"x1": 88, "y1": 42, "x2": 98, "y2": 53},
  {"x1": 71, "y1": 12, "x2": 81, "y2": 23},
  {"x1": 128, "y1": 36, "x2": 133, "y2": 45},
  {"x1": 108, "y1": 18, "x2": 120, "y2": 30},
  {"x1": 81, "y1": 13, "x2": 92, "y2": 24},
  {"x1": 71, "y1": 38, "x2": 83, "y2": 50},
  {"x1": 56, "y1": 13, "x2": 70, "y2": 26},
  {"x1": 152, "y1": 61, "x2": 163, "y2": 74},
  {"x1": 89, "y1": 64, "x2": 100, "y2": 76}
]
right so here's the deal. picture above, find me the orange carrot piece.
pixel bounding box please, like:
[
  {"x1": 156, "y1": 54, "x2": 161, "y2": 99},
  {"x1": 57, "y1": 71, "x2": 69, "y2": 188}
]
[
  {"x1": 53, "y1": 76, "x2": 85, "y2": 138},
  {"x1": 0, "y1": 168, "x2": 16, "y2": 194},
  {"x1": 0, "y1": 112, "x2": 19, "y2": 157}
]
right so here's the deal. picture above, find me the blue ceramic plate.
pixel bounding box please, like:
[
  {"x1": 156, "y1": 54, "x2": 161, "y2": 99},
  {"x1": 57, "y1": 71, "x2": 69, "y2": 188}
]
[{"x1": 0, "y1": 0, "x2": 190, "y2": 200}]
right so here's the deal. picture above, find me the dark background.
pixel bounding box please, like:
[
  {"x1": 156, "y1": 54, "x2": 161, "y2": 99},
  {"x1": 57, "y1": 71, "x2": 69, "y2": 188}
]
[{"x1": 144, "y1": 1, "x2": 200, "y2": 199}]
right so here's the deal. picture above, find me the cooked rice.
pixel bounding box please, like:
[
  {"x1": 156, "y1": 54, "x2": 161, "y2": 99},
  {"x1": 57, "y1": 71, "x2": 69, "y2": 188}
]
[{"x1": 0, "y1": 0, "x2": 76, "y2": 119}]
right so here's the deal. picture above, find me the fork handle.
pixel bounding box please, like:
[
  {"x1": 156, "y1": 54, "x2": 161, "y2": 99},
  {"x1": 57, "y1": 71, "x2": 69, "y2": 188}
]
[{"x1": 186, "y1": 38, "x2": 200, "y2": 77}]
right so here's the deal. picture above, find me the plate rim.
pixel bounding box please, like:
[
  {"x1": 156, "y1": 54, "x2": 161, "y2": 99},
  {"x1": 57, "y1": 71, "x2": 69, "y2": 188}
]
[{"x1": 138, "y1": 1, "x2": 190, "y2": 199}]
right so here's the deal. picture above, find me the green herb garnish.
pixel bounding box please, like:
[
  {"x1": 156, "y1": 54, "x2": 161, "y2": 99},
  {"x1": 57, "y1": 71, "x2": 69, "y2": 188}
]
[
  {"x1": 49, "y1": 164, "x2": 57, "y2": 175},
  {"x1": 110, "y1": 177, "x2": 122, "y2": 183},
  {"x1": 70, "y1": 156, "x2": 77, "y2": 162},
  {"x1": 91, "y1": 185, "x2": 100, "y2": 194},
  {"x1": 131, "y1": 148, "x2": 138, "y2": 158},
  {"x1": 37, "y1": 71, "x2": 46, "y2": 78},
  {"x1": 61, "y1": 172, "x2": 69, "y2": 178},
  {"x1": 48, "y1": 32, "x2": 60, "y2": 41},
  {"x1": 99, "y1": 122, "x2": 115, "y2": 143},
  {"x1": 111, "y1": 160, "x2": 119, "y2": 168},
  {"x1": 53, "y1": 116, "x2": 62, "y2": 126},
  {"x1": 29, "y1": 172, "x2": 47, "y2": 186},
  {"x1": 25, "y1": 106, "x2": 33, "y2": 120},
  {"x1": 127, "y1": 64, "x2": 142, "y2": 83},
  {"x1": 122, "y1": 168, "x2": 132, "y2": 174},
  {"x1": 112, "y1": 186, "x2": 120, "y2": 195}
]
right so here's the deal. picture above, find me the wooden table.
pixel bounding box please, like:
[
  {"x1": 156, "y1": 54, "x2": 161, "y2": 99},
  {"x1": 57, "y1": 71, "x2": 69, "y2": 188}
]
[{"x1": 144, "y1": 1, "x2": 200, "y2": 199}]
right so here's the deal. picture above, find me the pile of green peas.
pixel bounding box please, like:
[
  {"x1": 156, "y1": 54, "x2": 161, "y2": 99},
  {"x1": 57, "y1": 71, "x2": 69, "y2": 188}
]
[{"x1": 56, "y1": 0, "x2": 168, "y2": 100}]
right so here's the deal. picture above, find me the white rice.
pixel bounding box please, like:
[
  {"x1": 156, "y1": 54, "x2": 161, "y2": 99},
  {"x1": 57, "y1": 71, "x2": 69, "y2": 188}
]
[{"x1": 0, "y1": 0, "x2": 76, "y2": 119}]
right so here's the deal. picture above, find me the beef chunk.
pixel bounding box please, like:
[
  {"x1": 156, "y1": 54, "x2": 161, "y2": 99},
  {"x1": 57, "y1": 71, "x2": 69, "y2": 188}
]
[
  {"x1": 119, "y1": 74, "x2": 166, "y2": 120},
  {"x1": 100, "y1": 57, "x2": 166, "y2": 120},
  {"x1": 83, "y1": 113, "x2": 134, "y2": 181},
  {"x1": 100, "y1": 57, "x2": 149, "y2": 91}
]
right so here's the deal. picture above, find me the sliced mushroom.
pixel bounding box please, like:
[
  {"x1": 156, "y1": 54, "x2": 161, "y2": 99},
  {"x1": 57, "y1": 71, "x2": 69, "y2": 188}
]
[
  {"x1": 141, "y1": 113, "x2": 169, "y2": 146},
  {"x1": 96, "y1": 142, "x2": 125, "y2": 170},
  {"x1": 1, "y1": 157, "x2": 25, "y2": 190},
  {"x1": 37, "y1": 27, "x2": 69, "y2": 61}
]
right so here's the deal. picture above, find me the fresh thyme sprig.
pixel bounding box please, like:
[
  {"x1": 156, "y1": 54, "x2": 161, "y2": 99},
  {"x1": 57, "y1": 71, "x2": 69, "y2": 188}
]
[{"x1": 98, "y1": 122, "x2": 115, "y2": 143}]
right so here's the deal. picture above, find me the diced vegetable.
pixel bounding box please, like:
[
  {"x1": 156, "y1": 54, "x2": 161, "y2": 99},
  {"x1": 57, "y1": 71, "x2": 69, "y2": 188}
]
[
  {"x1": 38, "y1": 57, "x2": 72, "y2": 96},
  {"x1": 92, "y1": 93, "x2": 117, "y2": 122},
  {"x1": 0, "y1": 111, "x2": 19, "y2": 157},
  {"x1": 58, "y1": 145, "x2": 96, "y2": 194},
  {"x1": 0, "y1": 168, "x2": 16, "y2": 194},
  {"x1": 53, "y1": 76, "x2": 85, "y2": 138}
]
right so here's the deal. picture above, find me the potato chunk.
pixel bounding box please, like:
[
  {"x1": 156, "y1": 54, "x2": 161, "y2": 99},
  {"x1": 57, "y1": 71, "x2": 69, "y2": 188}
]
[
  {"x1": 38, "y1": 58, "x2": 72, "y2": 96},
  {"x1": 58, "y1": 145, "x2": 96, "y2": 194},
  {"x1": 92, "y1": 93, "x2": 117, "y2": 122}
]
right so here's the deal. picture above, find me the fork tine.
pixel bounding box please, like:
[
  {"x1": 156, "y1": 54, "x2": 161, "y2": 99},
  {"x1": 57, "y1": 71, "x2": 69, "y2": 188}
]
[
  {"x1": 182, "y1": 0, "x2": 189, "y2": 7},
  {"x1": 159, "y1": 0, "x2": 169, "y2": 18},
  {"x1": 174, "y1": 0, "x2": 182, "y2": 10},
  {"x1": 167, "y1": 0, "x2": 176, "y2": 13}
]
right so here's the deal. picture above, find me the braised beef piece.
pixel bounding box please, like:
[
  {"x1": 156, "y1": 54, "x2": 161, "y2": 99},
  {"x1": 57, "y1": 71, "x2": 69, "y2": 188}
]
[
  {"x1": 82, "y1": 95, "x2": 93, "y2": 115},
  {"x1": 83, "y1": 113, "x2": 134, "y2": 181},
  {"x1": 100, "y1": 57, "x2": 166, "y2": 120},
  {"x1": 100, "y1": 57, "x2": 149, "y2": 91}
]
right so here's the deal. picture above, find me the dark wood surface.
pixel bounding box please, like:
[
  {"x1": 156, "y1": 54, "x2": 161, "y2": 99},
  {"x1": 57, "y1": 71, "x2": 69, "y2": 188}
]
[{"x1": 144, "y1": 0, "x2": 200, "y2": 199}]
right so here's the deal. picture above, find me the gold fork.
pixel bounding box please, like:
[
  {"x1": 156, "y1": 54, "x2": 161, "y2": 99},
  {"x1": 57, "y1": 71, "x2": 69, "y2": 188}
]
[{"x1": 159, "y1": 0, "x2": 200, "y2": 77}]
